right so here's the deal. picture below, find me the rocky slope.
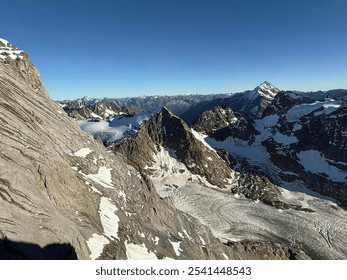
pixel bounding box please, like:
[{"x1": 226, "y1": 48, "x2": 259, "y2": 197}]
[{"x1": 1, "y1": 38, "x2": 312, "y2": 260}]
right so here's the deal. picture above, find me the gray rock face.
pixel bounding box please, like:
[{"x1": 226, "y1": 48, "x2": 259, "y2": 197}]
[{"x1": 1, "y1": 38, "x2": 306, "y2": 260}]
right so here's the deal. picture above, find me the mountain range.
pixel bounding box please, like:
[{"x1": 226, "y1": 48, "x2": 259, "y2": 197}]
[{"x1": 1, "y1": 38, "x2": 346, "y2": 260}]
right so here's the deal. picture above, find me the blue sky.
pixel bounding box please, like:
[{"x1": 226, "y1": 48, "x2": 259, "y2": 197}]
[{"x1": 1, "y1": 0, "x2": 347, "y2": 100}]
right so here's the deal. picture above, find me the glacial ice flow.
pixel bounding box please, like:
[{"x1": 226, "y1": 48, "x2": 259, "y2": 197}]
[{"x1": 157, "y1": 184, "x2": 347, "y2": 259}]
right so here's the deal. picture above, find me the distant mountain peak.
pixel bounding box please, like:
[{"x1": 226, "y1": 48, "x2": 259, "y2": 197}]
[{"x1": 256, "y1": 81, "x2": 280, "y2": 96}]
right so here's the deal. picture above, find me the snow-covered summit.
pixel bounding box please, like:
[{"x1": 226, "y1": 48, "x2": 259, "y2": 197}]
[
  {"x1": 0, "y1": 38, "x2": 24, "y2": 60},
  {"x1": 256, "y1": 81, "x2": 280, "y2": 98}
]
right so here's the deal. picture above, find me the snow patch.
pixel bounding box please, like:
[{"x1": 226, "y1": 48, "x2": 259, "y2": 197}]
[
  {"x1": 148, "y1": 146, "x2": 220, "y2": 189},
  {"x1": 99, "y1": 197, "x2": 120, "y2": 240},
  {"x1": 222, "y1": 253, "x2": 229, "y2": 260},
  {"x1": 87, "y1": 197, "x2": 120, "y2": 259},
  {"x1": 81, "y1": 166, "x2": 114, "y2": 189},
  {"x1": 198, "y1": 235, "x2": 206, "y2": 246},
  {"x1": 0, "y1": 38, "x2": 24, "y2": 60},
  {"x1": 297, "y1": 150, "x2": 347, "y2": 182},
  {"x1": 191, "y1": 129, "x2": 217, "y2": 153},
  {"x1": 169, "y1": 240, "x2": 182, "y2": 256},
  {"x1": 152, "y1": 236, "x2": 160, "y2": 245},
  {"x1": 118, "y1": 190, "x2": 127, "y2": 202},
  {"x1": 286, "y1": 100, "x2": 341, "y2": 122},
  {"x1": 146, "y1": 147, "x2": 191, "y2": 187},
  {"x1": 273, "y1": 132, "x2": 298, "y2": 145},
  {"x1": 293, "y1": 123, "x2": 302, "y2": 131},
  {"x1": 90, "y1": 186, "x2": 102, "y2": 195},
  {"x1": 87, "y1": 234, "x2": 109, "y2": 260},
  {"x1": 125, "y1": 243, "x2": 158, "y2": 260},
  {"x1": 73, "y1": 147, "x2": 92, "y2": 158}
]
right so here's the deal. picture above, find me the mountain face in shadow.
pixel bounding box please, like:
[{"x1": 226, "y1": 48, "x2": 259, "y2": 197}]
[{"x1": 0, "y1": 238, "x2": 77, "y2": 260}]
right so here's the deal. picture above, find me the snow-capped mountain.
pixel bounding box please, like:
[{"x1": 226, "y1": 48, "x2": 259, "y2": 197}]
[
  {"x1": 201, "y1": 91, "x2": 347, "y2": 207},
  {"x1": 59, "y1": 93, "x2": 230, "y2": 119},
  {"x1": 180, "y1": 81, "x2": 280, "y2": 124}
]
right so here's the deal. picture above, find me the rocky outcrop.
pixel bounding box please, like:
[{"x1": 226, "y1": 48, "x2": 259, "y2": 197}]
[
  {"x1": 192, "y1": 105, "x2": 236, "y2": 135},
  {"x1": 0, "y1": 38, "x2": 48, "y2": 97},
  {"x1": 191, "y1": 105, "x2": 259, "y2": 143},
  {"x1": 230, "y1": 163, "x2": 314, "y2": 212},
  {"x1": 226, "y1": 241, "x2": 311, "y2": 260},
  {"x1": 210, "y1": 113, "x2": 259, "y2": 143},
  {"x1": 115, "y1": 107, "x2": 234, "y2": 188}
]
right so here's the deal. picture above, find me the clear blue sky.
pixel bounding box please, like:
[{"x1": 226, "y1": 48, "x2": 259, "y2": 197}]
[{"x1": 1, "y1": 0, "x2": 347, "y2": 100}]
